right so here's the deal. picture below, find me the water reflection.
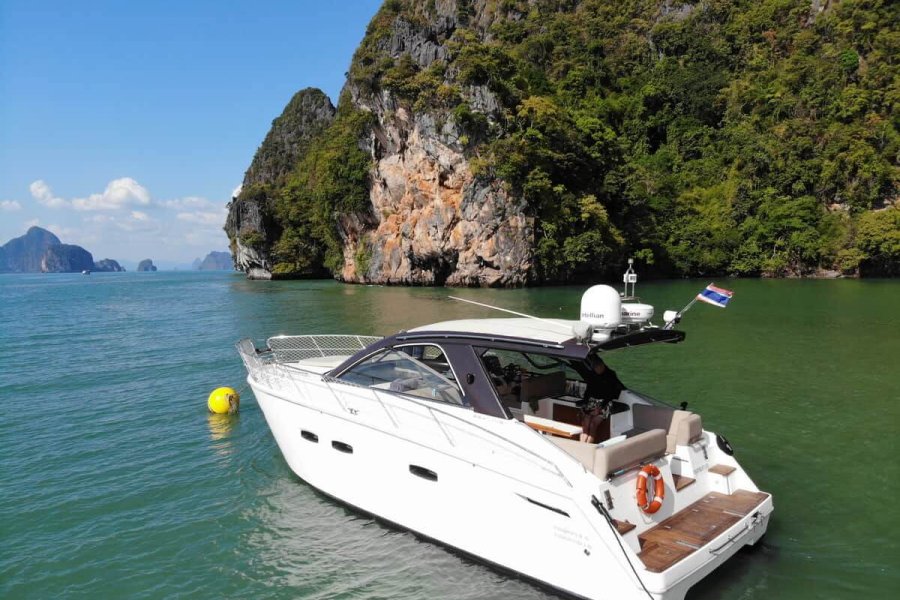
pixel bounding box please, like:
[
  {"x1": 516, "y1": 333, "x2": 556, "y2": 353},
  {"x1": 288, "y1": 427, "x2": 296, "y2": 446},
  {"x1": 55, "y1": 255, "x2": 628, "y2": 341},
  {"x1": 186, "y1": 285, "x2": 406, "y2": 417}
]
[
  {"x1": 241, "y1": 475, "x2": 555, "y2": 600},
  {"x1": 207, "y1": 413, "x2": 238, "y2": 457}
]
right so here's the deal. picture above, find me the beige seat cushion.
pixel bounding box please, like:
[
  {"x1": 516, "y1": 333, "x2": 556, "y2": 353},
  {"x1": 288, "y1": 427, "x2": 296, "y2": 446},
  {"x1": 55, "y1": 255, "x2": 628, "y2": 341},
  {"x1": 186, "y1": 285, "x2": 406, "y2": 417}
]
[
  {"x1": 629, "y1": 404, "x2": 703, "y2": 453},
  {"x1": 670, "y1": 410, "x2": 703, "y2": 448},
  {"x1": 594, "y1": 429, "x2": 667, "y2": 479},
  {"x1": 548, "y1": 437, "x2": 598, "y2": 471},
  {"x1": 550, "y1": 429, "x2": 667, "y2": 480}
]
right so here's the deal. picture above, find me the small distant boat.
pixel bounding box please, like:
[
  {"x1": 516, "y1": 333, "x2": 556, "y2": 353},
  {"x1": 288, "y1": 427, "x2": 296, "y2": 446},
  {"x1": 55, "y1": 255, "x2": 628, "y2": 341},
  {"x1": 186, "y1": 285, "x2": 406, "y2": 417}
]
[{"x1": 82, "y1": 270, "x2": 91, "y2": 275}]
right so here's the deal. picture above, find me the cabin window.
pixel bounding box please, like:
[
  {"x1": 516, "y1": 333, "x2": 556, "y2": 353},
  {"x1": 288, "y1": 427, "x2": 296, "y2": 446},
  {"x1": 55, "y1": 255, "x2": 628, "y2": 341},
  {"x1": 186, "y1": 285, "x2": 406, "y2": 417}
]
[
  {"x1": 338, "y1": 345, "x2": 465, "y2": 406},
  {"x1": 474, "y1": 347, "x2": 590, "y2": 421}
]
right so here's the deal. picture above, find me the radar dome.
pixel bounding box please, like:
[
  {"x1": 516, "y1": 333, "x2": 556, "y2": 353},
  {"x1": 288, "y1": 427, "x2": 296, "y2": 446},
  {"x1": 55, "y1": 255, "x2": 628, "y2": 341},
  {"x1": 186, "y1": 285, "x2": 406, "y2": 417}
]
[
  {"x1": 580, "y1": 285, "x2": 622, "y2": 330},
  {"x1": 621, "y1": 303, "x2": 654, "y2": 324}
]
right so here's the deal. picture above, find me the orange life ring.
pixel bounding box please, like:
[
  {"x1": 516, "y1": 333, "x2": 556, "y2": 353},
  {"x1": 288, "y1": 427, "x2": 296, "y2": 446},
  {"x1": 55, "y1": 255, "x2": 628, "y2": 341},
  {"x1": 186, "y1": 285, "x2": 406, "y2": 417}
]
[{"x1": 636, "y1": 464, "x2": 665, "y2": 514}]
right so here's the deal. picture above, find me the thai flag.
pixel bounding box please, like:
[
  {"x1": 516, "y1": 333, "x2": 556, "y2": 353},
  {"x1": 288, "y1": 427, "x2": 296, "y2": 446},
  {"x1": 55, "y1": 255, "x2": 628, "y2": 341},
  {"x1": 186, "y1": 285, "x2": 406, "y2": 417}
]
[{"x1": 696, "y1": 284, "x2": 733, "y2": 308}]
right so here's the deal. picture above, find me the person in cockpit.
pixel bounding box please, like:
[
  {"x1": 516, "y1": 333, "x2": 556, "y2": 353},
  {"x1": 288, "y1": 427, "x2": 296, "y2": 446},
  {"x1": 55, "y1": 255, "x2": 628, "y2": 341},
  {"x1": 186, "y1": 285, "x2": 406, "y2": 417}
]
[{"x1": 579, "y1": 355, "x2": 625, "y2": 443}]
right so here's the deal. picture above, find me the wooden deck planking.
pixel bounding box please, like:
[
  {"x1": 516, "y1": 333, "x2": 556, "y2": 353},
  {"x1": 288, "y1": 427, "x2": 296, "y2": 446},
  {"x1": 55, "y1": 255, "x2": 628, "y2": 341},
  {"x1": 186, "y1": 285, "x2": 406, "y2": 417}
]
[
  {"x1": 672, "y1": 474, "x2": 695, "y2": 491},
  {"x1": 613, "y1": 519, "x2": 636, "y2": 535},
  {"x1": 637, "y1": 542, "x2": 694, "y2": 573},
  {"x1": 709, "y1": 464, "x2": 736, "y2": 477},
  {"x1": 638, "y1": 489, "x2": 769, "y2": 573}
]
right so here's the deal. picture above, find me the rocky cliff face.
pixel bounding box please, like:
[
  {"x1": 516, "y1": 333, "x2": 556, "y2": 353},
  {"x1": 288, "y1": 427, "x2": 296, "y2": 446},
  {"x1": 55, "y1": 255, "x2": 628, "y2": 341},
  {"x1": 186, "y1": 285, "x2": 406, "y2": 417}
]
[
  {"x1": 226, "y1": 0, "x2": 899, "y2": 282},
  {"x1": 336, "y1": 3, "x2": 531, "y2": 286},
  {"x1": 41, "y1": 244, "x2": 94, "y2": 273},
  {"x1": 225, "y1": 2, "x2": 534, "y2": 285},
  {"x1": 225, "y1": 88, "x2": 336, "y2": 279},
  {"x1": 1, "y1": 227, "x2": 62, "y2": 272},
  {"x1": 342, "y1": 98, "x2": 532, "y2": 285}
]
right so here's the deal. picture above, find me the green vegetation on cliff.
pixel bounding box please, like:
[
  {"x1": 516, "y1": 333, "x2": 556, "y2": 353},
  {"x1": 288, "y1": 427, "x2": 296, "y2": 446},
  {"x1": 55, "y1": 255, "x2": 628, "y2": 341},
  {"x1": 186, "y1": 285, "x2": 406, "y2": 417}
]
[
  {"x1": 359, "y1": 0, "x2": 898, "y2": 278},
  {"x1": 236, "y1": 0, "x2": 898, "y2": 281},
  {"x1": 272, "y1": 100, "x2": 374, "y2": 274}
]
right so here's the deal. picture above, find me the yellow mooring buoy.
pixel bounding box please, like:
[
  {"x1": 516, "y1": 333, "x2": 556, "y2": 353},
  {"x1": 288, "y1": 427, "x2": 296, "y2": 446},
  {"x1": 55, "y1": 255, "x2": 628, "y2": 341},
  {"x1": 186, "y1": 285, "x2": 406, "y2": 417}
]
[{"x1": 208, "y1": 387, "x2": 240, "y2": 415}]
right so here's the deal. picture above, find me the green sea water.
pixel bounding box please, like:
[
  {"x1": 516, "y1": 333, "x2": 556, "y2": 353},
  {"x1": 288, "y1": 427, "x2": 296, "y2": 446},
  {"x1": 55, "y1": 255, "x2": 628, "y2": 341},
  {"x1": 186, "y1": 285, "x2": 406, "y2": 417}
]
[{"x1": 1, "y1": 272, "x2": 897, "y2": 599}]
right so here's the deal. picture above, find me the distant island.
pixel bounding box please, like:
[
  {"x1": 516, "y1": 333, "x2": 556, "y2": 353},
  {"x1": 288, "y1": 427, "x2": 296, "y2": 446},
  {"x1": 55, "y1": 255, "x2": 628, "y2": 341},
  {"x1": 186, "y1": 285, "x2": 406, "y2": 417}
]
[
  {"x1": 137, "y1": 259, "x2": 157, "y2": 272},
  {"x1": 0, "y1": 226, "x2": 125, "y2": 273},
  {"x1": 193, "y1": 251, "x2": 233, "y2": 271},
  {"x1": 94, "y1": 259, "x2": 126, "y2": 272}
]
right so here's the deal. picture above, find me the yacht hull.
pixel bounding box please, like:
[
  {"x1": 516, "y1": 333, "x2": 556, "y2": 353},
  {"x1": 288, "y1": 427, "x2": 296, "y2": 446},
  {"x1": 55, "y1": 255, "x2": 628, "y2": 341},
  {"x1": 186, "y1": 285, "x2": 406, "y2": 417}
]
[{"x1": 249, "y1": 375, "x2": 771, "y2": 600}]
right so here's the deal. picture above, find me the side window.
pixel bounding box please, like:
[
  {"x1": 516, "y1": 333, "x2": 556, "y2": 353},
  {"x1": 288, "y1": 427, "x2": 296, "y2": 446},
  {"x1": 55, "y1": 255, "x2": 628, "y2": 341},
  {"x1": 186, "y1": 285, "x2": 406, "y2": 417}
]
[
  {"x1": 338, "y1": 345, "x2": 464, "y2": 405},
  {"x1": 477, "y1": 347, "x2": 581, "y2": 407}
]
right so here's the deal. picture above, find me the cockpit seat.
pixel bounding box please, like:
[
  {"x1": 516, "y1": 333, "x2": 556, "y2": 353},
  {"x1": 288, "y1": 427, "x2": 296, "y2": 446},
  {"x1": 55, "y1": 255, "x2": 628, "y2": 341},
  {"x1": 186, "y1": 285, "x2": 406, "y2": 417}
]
[
  {"x1": 550, "y1": 429, "x2": 667, "y2": 480},
  {"x1": 520, "y1": 371, "x2": 566, "y2": 405},
  {"x1": 625, "y1": 404, "x2": 703, "y2": 453}
]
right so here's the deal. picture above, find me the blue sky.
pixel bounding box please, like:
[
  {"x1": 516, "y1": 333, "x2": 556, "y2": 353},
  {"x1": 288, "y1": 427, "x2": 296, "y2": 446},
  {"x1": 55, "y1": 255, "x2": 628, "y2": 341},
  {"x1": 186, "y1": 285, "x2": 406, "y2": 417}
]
[{"x1": 0, "y1": 0, "x2": 383, "y2": 268}]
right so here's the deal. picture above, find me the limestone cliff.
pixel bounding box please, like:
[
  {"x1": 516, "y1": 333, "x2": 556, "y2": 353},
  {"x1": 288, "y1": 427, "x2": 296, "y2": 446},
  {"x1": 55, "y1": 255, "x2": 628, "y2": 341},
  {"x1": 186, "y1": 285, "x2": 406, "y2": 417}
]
[
  {"x1": 225, "y1": 88, "x2": 336, "y2": 279},
  {"x1": 41, "y1": 244, "x2": 94, "y2": 273},
  {"x1": 225, "y1": 2, "x2": 534, "y2": 285},
  {"x1": 226, "y1": 0, "x2": 899, "y2": 282},
  {"x1": 1, "y1": 227, "x2": 62, "y2": 272},
  {"x1": 336, "y1": 3, "x2": 533, "y2": 286}
]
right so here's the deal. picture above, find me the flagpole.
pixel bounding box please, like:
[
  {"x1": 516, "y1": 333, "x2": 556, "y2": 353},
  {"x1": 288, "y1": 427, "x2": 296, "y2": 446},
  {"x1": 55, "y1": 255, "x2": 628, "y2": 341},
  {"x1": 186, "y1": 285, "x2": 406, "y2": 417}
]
[{"x1": 663, "y1": 282, "x2": 712, "y2": 329}]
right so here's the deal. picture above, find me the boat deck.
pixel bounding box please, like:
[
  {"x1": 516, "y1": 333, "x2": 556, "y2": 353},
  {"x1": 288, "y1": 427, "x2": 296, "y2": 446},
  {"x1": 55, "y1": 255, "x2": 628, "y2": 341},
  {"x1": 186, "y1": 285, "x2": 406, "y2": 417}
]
[{"x1": 638, "y1": 489, "x2": 769, "y2": 573}]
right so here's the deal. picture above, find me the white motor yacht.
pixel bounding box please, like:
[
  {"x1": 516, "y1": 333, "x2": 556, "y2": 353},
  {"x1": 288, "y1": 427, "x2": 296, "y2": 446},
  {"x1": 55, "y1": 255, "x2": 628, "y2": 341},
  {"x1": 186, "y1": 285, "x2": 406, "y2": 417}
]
[{"x1": 236, "y1": 273, "x2": 772, "y2": 600}]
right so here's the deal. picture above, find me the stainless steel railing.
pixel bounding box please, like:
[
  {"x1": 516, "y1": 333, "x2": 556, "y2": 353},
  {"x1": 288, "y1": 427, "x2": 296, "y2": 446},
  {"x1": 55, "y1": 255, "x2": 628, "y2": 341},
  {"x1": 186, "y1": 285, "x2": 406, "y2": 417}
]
[
  {"x1": 236, "y1": 337, "x2": 572, "y2": 488},
  {"x1": 266, "y1": 334, "x2": 382, "y2": 363}
]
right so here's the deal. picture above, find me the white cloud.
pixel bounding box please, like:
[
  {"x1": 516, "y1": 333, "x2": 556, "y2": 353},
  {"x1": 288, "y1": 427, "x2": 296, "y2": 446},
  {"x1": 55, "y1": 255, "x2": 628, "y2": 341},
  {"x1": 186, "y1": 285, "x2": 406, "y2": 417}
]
[
  {"x1": 176, "y1": 209, "x2": 227, "y2": 226},
  {"x1": 25, "y1": 218, "x2": 40, "y2": 228},
  {"x1": 231, "y1": 184, "x2": 242, "y2": 199},
  {"x1": 160, "y1": 196, "x2": 216, "y2": 210},
  {"x1": 116, "y1": 212, "x2": 158, "y2": 232},
  {"x1": 46, "y1": 224, "x2": 77, "y2": 239},
  {"x1": 30, "y1": 180, "x2": 68, "y2": 208},
  {"x1": 72, "y1": 177, "x2": 151, "y2": 211},
  {"x1": 14, "y1": 178, "x2": 231, "y2": 263},
  {"x1": 83, "y1": 214, "x2": 114, "y2": 224}
]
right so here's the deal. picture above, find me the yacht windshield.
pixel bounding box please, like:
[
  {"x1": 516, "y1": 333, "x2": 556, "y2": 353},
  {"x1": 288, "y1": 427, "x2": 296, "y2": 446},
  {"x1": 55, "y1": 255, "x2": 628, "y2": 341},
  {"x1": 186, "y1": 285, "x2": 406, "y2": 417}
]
[{"x1": 338, "y1": 347, "x2": 465, "y2": 405}]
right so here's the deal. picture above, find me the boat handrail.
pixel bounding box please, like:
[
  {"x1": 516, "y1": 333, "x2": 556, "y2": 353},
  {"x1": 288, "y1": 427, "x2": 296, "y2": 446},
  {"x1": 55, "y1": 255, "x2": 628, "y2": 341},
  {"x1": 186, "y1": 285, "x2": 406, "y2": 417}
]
[
  {"x1": 266, "y1": 334, "x2": 382, "y2": 363},
  {"x1": 237, "y1": 339, "x2": 572, "y2": 487}
]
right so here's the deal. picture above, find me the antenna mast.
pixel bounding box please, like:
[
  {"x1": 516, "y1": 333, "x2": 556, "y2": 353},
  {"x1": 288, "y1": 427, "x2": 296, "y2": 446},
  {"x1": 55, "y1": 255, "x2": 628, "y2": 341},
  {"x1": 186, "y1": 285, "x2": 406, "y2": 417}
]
[{"x1": 622, "y1": 258, "x2": 638, "y2": 300}]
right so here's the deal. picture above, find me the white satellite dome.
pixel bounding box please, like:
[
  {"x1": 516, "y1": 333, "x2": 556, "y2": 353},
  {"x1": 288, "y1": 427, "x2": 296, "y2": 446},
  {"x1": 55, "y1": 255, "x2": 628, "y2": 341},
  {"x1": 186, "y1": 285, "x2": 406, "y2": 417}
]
[{"x1": 580, "y1": 285, "x2": 622, "y2": 330}]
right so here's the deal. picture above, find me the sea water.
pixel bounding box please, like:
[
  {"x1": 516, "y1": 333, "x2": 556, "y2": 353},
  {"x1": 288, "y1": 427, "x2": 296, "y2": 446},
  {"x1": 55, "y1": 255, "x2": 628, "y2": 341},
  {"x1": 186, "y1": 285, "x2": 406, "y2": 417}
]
[{"x1": 1, "y1": 272, "x2": 897, "y2": 599}]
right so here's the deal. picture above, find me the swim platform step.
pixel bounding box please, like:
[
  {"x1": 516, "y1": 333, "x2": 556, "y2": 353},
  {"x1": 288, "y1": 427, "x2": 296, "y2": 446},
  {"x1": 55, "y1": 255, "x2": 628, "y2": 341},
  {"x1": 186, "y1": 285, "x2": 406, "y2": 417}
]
[{"x1": 638, "y1": 489, "x2": 769, "y2": 573}]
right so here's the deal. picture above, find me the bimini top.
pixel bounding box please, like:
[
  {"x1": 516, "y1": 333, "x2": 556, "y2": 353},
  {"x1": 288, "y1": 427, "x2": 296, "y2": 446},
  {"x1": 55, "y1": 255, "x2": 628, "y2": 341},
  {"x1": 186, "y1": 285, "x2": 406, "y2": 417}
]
[
  {"x1": 410, "y1": 318, "x2": 579, "y2": 346},
  {"x1": 407, "y1": 317, "x2": 685, "y2": 352}
]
